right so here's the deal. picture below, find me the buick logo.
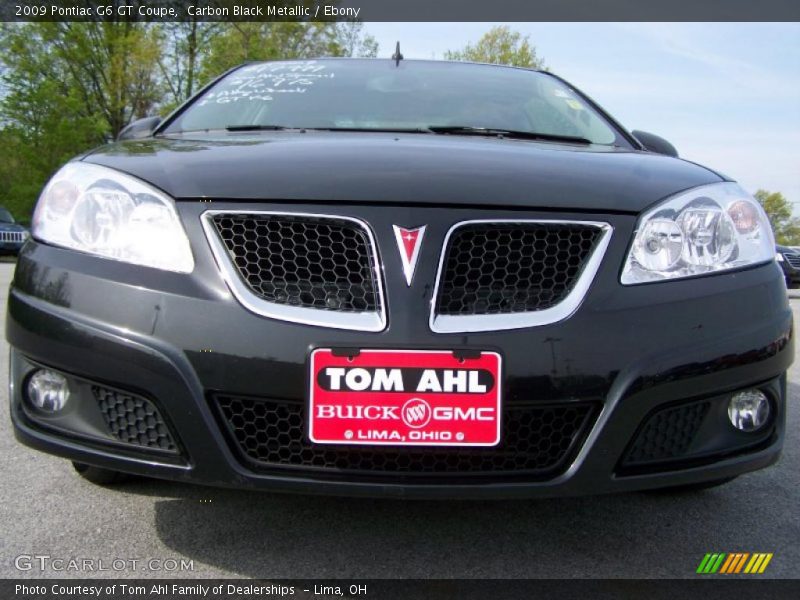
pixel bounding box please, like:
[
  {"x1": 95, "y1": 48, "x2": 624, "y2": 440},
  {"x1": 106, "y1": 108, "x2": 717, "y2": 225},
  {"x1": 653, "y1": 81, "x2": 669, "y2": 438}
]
[
  {"x1": 401, "y1": 398, "x2": 432, "y2": 429},
  {"x1": 393, "y1": 225, "x2": 426, "y2": 286}
]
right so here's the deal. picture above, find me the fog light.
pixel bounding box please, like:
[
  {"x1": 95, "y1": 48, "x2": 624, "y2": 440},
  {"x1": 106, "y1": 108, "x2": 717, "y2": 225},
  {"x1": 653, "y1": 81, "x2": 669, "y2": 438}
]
[
  {"x1": 728, "y1": 390, "x2": 770, "y2": 432},
  {"x1": 26, "y1": 369, "x2": 70, "y2": 412}
]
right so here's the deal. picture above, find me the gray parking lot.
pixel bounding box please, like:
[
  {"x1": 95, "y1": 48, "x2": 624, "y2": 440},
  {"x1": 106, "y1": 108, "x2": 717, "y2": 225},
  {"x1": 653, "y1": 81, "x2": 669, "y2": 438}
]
[{"x1": 1, "y1": 262, "x2": 797, "y2": 579}]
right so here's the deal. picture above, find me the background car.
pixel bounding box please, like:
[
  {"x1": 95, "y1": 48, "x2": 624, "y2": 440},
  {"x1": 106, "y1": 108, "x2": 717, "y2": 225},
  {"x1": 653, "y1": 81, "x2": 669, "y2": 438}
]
[
  {"x1": 776, "y1": 244, "x2": 800, "y2": 288},
  {"x1": 0, "y1": 206, "x2": 29, "y2": 255}
]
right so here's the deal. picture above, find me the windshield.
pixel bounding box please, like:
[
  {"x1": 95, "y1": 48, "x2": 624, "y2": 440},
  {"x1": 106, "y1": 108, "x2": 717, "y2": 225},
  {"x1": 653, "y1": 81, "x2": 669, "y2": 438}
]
[
  {"x1": 0, "y1": 208, "x2": 14, "y2": 223},
  {"x1": 164, "y1": 60, "x2": 621, "y2": 145}
]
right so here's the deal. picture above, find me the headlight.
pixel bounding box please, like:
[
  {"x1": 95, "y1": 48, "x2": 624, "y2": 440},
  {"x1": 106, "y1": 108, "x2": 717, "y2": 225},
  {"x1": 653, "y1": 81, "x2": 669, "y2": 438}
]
[
  {"x1": 621, "y1": 182, "x2": 774, "y2": 284},
  {"x1": 32, "y1": 162, "x2": 194, "y2": 273}
]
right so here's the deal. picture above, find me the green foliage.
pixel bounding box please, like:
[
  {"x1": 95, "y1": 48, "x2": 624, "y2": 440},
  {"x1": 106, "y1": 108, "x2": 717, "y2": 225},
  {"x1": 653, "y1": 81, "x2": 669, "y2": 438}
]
[
  {"x1": 0, "y1": 20, "x2": 378, "y2": 222},
  {"x1": 336, "y1": 22, "x2": 379, "y2": 59},
  {"x1": 0, "y1": 23, "x2": 109, "y2": 223},
  {"x1": 37, "y1": 22, "x2": 164, "y2": 137},
  {"x1": 197, "y1": 22, "x2": 377, "y2": 86},
  {"x1": 754, "y1": 189, "x2": 800, "y2": 246},
  {"x1": 444, "y1": 26, "x2": 545, "y2": 69},
  {"x1": 156, "y1": 22, "x2": 222, "y2": 110}
]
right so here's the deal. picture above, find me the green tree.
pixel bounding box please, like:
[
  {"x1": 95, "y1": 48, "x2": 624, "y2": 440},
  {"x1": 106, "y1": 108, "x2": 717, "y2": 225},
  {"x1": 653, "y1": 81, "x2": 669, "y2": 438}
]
[
  {"x1": 1, "y1": 21, "x2": 164, "y2": 138},
  {"x1": 198, "y1": 22, "x2": 378, "y2": 85},
  {"x1": 0, "y1": 21, "x2": 163, "y2": 221},
  {"x1": 754, "y1": 189, "x2": 800, "y2": 246},
  {"x1": 444, "y1": 26, "x2": 545, "y2": 69},
  {"x1": 47, "y1": 22, "x2": 164, "y2": 136},
  {"x1": 336, "y1": 22, "x2": 379, "y2": 59},
  {"x1": 157, "y1": 21, "x2": 222, "y2": 110}
]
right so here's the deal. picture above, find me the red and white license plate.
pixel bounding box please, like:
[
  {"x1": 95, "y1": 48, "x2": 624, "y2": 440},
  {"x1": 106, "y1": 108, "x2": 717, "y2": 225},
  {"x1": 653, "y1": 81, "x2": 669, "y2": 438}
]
[{"x1": 308, "y1": 349, "x2": 501, "y2": 447}]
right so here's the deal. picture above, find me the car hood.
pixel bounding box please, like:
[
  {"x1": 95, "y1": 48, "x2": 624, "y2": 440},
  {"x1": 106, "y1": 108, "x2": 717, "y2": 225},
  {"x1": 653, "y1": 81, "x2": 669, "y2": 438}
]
[
  {"x1": 0, "y1": 222, "x2": 26, "y2": 232},
  {"x1": 83, "y1": 132, "x2": 725, "y2": 213}
]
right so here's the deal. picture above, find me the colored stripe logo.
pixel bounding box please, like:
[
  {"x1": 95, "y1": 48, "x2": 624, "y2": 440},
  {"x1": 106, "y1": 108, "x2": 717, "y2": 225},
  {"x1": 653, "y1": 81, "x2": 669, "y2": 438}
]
[{"x1": 697, "y1": 553, "x2": 773, "y2": 574}]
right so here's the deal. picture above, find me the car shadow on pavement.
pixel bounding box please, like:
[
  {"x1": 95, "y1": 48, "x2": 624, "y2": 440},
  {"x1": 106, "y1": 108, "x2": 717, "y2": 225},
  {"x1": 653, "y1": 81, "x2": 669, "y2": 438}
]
[
  {"x1": 134, "y1": 381, "x2": 799, "y2": 579},
  {"x1": 147, "y1": 482, "x2": 775, "y2": 578}
]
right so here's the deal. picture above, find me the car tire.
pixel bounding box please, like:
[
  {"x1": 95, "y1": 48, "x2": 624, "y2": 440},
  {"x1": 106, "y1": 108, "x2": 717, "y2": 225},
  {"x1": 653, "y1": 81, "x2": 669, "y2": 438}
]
[
  {"x1": 71, "y1": 461, "x2": 131, "y2": 485},
  {"x1": 647, "y1": 476, "x2": 738, "y2": 494}
]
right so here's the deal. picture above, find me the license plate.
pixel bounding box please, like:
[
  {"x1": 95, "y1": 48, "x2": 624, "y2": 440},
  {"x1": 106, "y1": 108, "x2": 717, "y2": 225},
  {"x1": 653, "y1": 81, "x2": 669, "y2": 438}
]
[{"x1": 308, "y1": 349, "x2": 501, "y2": 446}]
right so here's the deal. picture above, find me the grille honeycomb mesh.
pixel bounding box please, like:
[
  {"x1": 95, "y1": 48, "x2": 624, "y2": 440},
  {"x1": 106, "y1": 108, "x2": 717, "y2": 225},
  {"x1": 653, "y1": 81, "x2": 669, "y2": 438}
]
[
  {"x1": 210, "y1": 214, "x2": 380, "y2": 313},
  {"x1": 623, "y1": 401, "x2": 710, "y2": 465},
  {"x1": 435, "y1": 223, "x2": 603, "y2": 316},
  {"x1": 215, "y1": 395, "x2": 596, "y2": 479},
  {"x1": 93, "y1": 386, "x2": 177, "y2": 452}
]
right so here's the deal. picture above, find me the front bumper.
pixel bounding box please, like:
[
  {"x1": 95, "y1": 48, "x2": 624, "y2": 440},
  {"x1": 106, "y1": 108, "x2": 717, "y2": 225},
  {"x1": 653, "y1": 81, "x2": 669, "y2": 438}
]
[
  {"x1": 6, "y1": 203, "x2": 794, "y2": 499},
  {"x1": 0, "y1": 241, "x2": 26, "y2": 254}
]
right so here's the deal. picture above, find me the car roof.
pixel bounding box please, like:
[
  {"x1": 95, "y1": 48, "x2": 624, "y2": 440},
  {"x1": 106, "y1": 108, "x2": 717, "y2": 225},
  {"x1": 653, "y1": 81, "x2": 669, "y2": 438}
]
[{"x1": 238, "y1": 56, "x2": 547, "y2": 75}]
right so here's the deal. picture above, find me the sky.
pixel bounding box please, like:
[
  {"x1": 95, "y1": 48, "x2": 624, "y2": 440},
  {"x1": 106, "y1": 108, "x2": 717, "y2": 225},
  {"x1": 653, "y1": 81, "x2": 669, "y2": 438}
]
[{"x1": 366, "y1": 23, "x2": 800, "y2": 212}]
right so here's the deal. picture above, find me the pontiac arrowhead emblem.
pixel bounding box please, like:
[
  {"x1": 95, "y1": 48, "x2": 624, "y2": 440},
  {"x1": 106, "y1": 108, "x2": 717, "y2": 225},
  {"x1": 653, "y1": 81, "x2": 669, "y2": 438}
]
[{"x1": 392, "y1": 225, "x2": 426, "y2": 286}]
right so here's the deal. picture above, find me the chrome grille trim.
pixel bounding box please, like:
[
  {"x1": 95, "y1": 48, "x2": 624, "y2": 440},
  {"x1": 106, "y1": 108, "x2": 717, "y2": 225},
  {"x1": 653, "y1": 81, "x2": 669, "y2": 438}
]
[
  {"x1": 0, "y1": 231, "x2": 26, "y2": 243},
  {"x1": 429, "y1": 220, "x2": 612, "y2": 333},
  {"x1": 201, "y1": 211, "x2": 387, "y2": 332}
]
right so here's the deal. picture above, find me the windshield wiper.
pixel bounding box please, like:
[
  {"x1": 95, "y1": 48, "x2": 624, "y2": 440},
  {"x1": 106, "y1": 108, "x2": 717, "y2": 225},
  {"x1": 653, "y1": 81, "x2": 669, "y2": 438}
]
[
  {"x1": 425, "y1": 126, "x2": 592, "y2": 144},
  {"x1": 224, "y1": 125, "x2": 433, "y2": 134},
  {"x1": 304, "y1": 127, "x2": 435, "y2": 134},
  {"x1": 225, "y1": 124, "x2": 293, "y2": 132},
  {"x1": 223, "y1": 125, "x2": 593, "y2": 144}
]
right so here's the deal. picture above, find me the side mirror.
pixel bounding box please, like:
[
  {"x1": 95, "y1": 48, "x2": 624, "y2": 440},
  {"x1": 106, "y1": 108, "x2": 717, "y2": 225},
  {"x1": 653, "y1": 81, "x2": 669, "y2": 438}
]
[
  {"x1": 117, "y1": 116, "x2": 162, "y2": 141},
  {"x1": 631, "y1": 130, "x2": 678, "y2": 158}
]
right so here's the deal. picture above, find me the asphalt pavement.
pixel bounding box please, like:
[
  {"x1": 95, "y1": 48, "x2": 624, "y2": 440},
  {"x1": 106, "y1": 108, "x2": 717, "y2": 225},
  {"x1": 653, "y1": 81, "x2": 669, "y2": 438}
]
[{"x1": 1, "y1": 262, "x2": 798, "y2": 579}]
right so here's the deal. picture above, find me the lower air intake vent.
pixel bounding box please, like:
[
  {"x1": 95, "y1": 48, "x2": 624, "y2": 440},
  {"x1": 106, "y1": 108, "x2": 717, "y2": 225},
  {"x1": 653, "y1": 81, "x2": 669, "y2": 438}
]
[
  {"x1": 213, "y1": 394, "x2": 597, "y2": 482},
  {"x1": 622, "y1": 400, "x2": 711, "y2": 466},
  {"x1": 93, "y1": 386, "x2": 177, "y2": 453}
]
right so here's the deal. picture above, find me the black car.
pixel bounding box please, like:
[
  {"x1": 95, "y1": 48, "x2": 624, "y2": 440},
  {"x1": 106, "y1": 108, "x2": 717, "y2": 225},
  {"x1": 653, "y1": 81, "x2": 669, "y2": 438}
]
[
  {"x1": 0, "y1": 206, "x2": 29, "y2": 254},
  {"x1": 8, "y1": 59, "x2": 792, "y2": 498},
  {"x1": 776, "y1": 244, "x2": 800, "y2": 288}
]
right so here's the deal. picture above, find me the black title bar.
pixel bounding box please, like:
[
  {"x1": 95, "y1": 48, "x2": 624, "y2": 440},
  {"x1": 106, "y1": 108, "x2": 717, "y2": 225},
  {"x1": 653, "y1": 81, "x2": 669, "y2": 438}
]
[
  {"x1": 5, "y1": 579, "x2": 800, "y2": 600},
  {"x1": 1, "y1": 0, "x2": 799, "y2": 22}
]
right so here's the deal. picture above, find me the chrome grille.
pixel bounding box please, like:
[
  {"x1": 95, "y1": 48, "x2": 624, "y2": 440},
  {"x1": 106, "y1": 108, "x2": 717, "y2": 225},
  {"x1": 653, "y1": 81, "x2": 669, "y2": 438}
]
[
  {"x1": 203, "y1": 211, "x2": 385, "y2": 331},
  {"x1": 431, "y1": 220, "x2": 611, "y2": 333},
  {"x1": 0, "y1": 231, "x2": 25, "y2": 243}
]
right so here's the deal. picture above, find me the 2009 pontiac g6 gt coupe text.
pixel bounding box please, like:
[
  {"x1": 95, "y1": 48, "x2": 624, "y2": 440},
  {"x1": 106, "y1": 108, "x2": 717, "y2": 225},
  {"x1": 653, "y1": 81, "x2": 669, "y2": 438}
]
[{"x1": 7, "y1": 59, "x2": 792, "y2": 497}]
